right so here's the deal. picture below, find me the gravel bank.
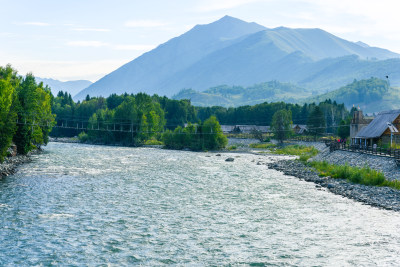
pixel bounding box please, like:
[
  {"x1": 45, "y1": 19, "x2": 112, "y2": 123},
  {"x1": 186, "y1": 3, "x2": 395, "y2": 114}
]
[
  {"x1": 313, "y1": 149, "x2": 400, "y2": 181},
  {"x1": 265, "y1": 159, "x2": 400, "y2": 211},
  {"x1": 287, "y1": 140, "x2": 399, "y2": 180},
  {"x1": 0, "y1": 153, "x2": 35, "y2": 179}
]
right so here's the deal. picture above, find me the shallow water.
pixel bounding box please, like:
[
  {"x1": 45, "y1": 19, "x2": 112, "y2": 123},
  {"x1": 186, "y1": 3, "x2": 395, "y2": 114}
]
[{"x1": 1, "y1": 142, "x2": 400, "y2": 266}]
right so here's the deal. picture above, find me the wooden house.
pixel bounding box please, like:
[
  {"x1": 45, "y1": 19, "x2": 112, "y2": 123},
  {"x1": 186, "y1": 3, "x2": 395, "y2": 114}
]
[
  {"x1": 352, "y1": 109, "x2": 400, "y2": 147},
  {"x1": 292, "y1": 124, "x2": 308, "y2": 135}
]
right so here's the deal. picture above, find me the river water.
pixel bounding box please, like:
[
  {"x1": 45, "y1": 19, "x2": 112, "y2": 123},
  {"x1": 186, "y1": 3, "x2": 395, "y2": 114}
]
[{"x1": 1, "y1": 142, "x2": 400, "y2": 266}]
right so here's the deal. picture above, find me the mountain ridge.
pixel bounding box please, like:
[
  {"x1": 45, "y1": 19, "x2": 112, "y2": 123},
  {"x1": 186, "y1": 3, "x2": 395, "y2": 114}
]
[
  {"x1": 74, "y1": 16, "x2": 400, "y2": 100},
  {"x1": 35, "y1": 77, "x2": 92, "y2": 97}
]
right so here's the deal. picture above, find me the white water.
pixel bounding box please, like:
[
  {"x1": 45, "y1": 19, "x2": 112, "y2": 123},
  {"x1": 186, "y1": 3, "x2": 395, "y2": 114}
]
[{"x1": 1, "y1": 142, "x2": 400, "y2": 266}]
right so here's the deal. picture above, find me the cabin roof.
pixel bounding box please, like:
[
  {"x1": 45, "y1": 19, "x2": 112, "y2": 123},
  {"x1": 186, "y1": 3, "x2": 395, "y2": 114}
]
[{"x1": 355, "y1": 109, "x2": 400, "y2": 138}]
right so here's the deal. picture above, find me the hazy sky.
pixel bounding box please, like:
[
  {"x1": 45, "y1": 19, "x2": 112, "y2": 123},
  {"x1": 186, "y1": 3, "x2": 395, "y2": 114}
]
[{"x1": 1, "y1": 0, "x2": 400, "y2": 82}]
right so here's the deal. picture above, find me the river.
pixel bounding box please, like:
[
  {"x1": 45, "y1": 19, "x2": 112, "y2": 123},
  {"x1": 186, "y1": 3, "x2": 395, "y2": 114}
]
[{"x1": 1, "y1": 142, "x2": 400, "y2": 266}]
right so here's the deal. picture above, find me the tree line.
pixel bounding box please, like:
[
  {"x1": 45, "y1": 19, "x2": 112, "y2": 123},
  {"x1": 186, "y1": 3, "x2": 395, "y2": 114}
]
[
  {"x1": 52, "y1": 91, "x2": 352, "y2": 147},
  {"x1": 0, "y1": 65, "x2": 55, "y2": 162}
]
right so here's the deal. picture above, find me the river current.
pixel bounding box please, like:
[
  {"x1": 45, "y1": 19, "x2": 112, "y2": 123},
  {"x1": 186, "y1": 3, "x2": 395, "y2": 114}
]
[{"x1": 1, "y1": 142, "x2": 400, "y2": 266}]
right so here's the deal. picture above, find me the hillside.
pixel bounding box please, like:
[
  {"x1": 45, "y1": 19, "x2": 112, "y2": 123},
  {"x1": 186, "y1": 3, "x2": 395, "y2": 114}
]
[
  {"x1": 74, "y1": 16, "x2": 400, "y2": 100},
  {"x1": 75, "y1": 16, "x2": 266, "y2": 100},
  {"x1": 36, "y1": 78, "x2": 92, "y2": 97},
  {"x1": 305, "y1": 78, "x2": 400, "y2": 113},
  {"x1": 173, "y1": 81, "x2": 310, "y2": 107}
]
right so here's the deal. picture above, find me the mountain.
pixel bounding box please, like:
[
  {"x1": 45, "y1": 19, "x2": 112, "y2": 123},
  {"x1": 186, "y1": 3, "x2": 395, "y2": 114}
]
[
  {"x1": 36, "y1": 77, "x2": 92, "y2": 97},
  {"x1": 74, "y1": 16, "x2": 400, "y2": 100},
  {"x1": 305, "y1": 78, "x2": 400, "y2": 113},
  {"x1": 173, "y1": 81, "x2": 311, "y2": 107},
  {"x1": 75, "y1": 16, "x2": 266, "y2": 100}
]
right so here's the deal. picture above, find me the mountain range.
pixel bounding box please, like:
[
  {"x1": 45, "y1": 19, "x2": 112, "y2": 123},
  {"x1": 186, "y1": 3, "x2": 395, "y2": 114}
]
[
  {"x1": 172, "y1": 81, "x2": 311, "y2": 107},
  {"x1": 36, "y1": 77, "x2": 92, "y2": 97},
  {"x1": 74, "y1": 16, "x2": 400, "y2": 101}
]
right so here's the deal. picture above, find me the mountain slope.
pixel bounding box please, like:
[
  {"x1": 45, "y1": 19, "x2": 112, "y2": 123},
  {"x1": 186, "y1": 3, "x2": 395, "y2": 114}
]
[
  {"x1": 36, "y1": 78, "x2": 92, "y2": 97},
  {"x1": 75, "y1": 16, "x2": 266, "y2": 100},
  {"x1": 305, "y1": 78, "x2": 400, "y2": 113},
  {"x1": 74, "y1": 16, "x2": 400, "y2": 100},
  {"x1": 172, "y1": 81, "x2": 311, "y2": 107}
]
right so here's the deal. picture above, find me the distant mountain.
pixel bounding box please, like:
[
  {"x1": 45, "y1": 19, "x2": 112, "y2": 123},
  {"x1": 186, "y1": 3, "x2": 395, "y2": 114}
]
[
  {"x1": 173, "y1": 81, "x2": 310, "y2": 107},
  {"x1": 74, "y1": 16, "x2": 400, "y2": 100},
  {"x1": 75, "y1": 16, "x2": 266, "y2": 100},
  {"x1": 36, "y1": 78, "x2": 92, "y2": 97},
  {"x1": 305, "y1": 78, "x2": 400, "y2": 113}
]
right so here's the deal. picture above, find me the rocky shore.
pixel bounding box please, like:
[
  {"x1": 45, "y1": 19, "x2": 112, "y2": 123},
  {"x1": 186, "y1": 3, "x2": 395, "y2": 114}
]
[
  {"x1": 49, "y1": 137, "x2": 80, "y2": 143},
  {"x1": 266, "y1": 159, "x2": 400, "y2": 211},
  {"x1": 0, "y1": 153, "x2": 36, "y2": 179}
]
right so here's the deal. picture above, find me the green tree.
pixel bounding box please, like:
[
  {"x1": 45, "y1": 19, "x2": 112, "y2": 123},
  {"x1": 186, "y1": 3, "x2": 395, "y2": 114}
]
[
  {"x1": 307, "y1": 106, "x2": 325, "y2": 140},
  {"x1": 0, "y1": 65, "x2": 20, "y2": 162},
  {"x1": 202, "y1": 116, "x2": 228, "y2": 150},
  {"x1": 271, "y1": 109, "x2": 293, "y2": 143},
  {"x1": 337, "y1": 118, "x2": 350, "y2": 139},
  {"x1": 13, "y1": 74, "x2": 55, "y2": 154}
]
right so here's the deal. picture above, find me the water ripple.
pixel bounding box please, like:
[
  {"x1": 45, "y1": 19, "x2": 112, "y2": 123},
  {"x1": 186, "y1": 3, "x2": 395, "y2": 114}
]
[{"x1": 0, "y1": 142, "x2": 400, "y2": 266}]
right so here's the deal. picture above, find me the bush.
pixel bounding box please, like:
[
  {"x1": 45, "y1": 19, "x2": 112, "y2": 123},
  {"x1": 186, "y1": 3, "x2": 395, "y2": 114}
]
[
  {"x1": 310, "y1": 161, "x2": 399, "y2": 189},
  {"x1": 249, "y1": 143, "x2": 276, "y2": 149},
  {"x1": 144, "y1": 139, "x2": 163, "y2": 146},
  {"x1": 78, "y1": 131, "x2": 89, "y2": 143},
  {"x1": 275, "y1": 145, "x2": 319, "y2": 162}
]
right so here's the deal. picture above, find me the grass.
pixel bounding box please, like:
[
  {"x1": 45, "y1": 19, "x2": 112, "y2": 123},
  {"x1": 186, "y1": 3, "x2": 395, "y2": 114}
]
[
  {"x1": 249, "y1": 143, "x2": 277, "y2": 149},
  {"x1": 310, "y1": 161, "x2": 400, "y2": 190},
  {"x1": 275, "y1": 144, "x2": 319, "y2": 162},
  {"x1": 144, "y1": 139, "x2": 163, "y2": 146},
  {"x1": 228, "y1": 145, "x2": 237, "y2": 150}
]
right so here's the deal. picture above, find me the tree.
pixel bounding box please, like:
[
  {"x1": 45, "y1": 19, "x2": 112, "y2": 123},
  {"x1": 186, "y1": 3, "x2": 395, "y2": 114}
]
[
  {"x1": 162, "y1": 116, "x2": 227, "y2": 151},
  {"x1": 271, "y1": 109, "x2": 292, "y2": 143},
  {"x1": 307, "y1": 106, "x2": 325, "y2": 140},
  {"x1": 251, "y1": 128, "x2": 263, "y2": 142},
  {"x1": 13, "y1": 74, "x2": 55, "y2": 154},
  {"x1": 0, "y1": 65, "x2": 20, "y2": 162},
  {"x1": 337, "y1": 118, "x2": 350, "y2": 139},
  {"x1": 202, "y1": 116, "x2": 228, "y2": 150}
]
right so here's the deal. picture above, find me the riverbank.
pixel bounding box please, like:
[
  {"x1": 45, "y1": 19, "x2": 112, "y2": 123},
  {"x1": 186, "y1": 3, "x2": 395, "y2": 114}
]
[
  {"x1": 266, "y1": 159, "x2": 400, "y2": 211},
  {"x1": 261, "y1": 141, "x2": 400, "y2": 211},
  {"x1": 0, "y1": 151, "x2": 39, "y2": 179}
]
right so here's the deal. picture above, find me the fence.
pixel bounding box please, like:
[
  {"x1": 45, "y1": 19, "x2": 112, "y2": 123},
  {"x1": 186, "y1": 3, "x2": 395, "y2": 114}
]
[{"x1": 328, "y1": 141, "x2": 400, "y2": 165}]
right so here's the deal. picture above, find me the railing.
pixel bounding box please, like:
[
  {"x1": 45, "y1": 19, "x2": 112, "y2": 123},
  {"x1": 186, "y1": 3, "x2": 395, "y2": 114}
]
[{"x1": 328, "y1": 142, "x2": 400, "y2": 165}]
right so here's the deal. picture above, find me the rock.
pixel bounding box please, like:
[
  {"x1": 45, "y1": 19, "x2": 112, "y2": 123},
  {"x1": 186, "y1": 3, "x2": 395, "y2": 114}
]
[
  {"x1": 327, "y1": 184, "x2": 335, "y2": 189},
  {"x1": 216, "y1": 154, "x2": 221, "y2": 156},
  {"x1": 225, "y1": 157, "x2": 234, "y2": 162}
]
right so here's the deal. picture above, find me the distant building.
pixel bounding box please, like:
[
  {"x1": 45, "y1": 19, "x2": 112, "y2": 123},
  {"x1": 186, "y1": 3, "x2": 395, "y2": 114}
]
[
  {"x1": 292, "y1": 124, "x2": 308, "y2": 135},
  {"x1": 220, "y1": 125, "x2": 270, "y2": 134},
  {"x1": 220, "y1": 125, "x2": 235, "y2": 133},
  {"x1": 350, "y1": 109, "x2": 373, "y2": 139},
  {"x1": 352, "y1": 109, "x2": 400, "y2": 146}
]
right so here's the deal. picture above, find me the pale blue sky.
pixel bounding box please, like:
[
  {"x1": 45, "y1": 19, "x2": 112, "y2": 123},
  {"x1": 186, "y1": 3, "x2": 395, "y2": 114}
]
[{"x1": 1, "y1": 0, "x2": 399, "y2": 82}]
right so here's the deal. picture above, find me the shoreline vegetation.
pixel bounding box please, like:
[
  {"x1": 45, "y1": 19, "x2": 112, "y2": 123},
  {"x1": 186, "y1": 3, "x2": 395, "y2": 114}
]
[
  {"x1": 257, "y1": 143, "x2": 400, "y2": 211},
  {"x1": 1, "y1": 65, "x2": 54, "y2": 179}
]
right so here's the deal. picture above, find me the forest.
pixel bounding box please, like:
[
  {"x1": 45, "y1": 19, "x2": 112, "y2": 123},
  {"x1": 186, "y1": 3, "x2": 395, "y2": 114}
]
[
  {"x1": 0, "y1": 65, "x2": 54, "y2": 162},
  {"x1": 0, "y1": 65, "x2": 353, "y2": 157},
  {"x1": 52, "y1": 90, "x2": 350, "y2": 147}
]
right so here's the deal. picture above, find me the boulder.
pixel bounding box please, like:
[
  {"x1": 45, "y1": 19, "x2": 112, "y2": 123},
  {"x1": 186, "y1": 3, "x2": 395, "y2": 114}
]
[{"x1": 225, "y1": 157, "x2": 234, "y2": 162}]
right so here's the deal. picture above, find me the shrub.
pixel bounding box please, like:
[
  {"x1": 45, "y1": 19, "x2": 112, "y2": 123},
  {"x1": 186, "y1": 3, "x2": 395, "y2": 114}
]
[
  {"x1": 275, "y1": 145, "x2": 319, "y2": 162},
  {"x1": 78, "y1": 131, "x2": 89, "y2": 143},
  {"x1": 144, "y1": 139, "x2": 163, "y2": 146},
  {"x1": 310, "y1": 161, "x2": 399, "y2": 190},
  {"x1": 249, "y1": 143, "x2": 276, "y2": 149}
]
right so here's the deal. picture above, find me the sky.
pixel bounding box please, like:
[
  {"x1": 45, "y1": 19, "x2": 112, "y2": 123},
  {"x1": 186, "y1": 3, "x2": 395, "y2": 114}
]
[{"x1": 1, "y1": 0, "x2": 400, "y2": 82}]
